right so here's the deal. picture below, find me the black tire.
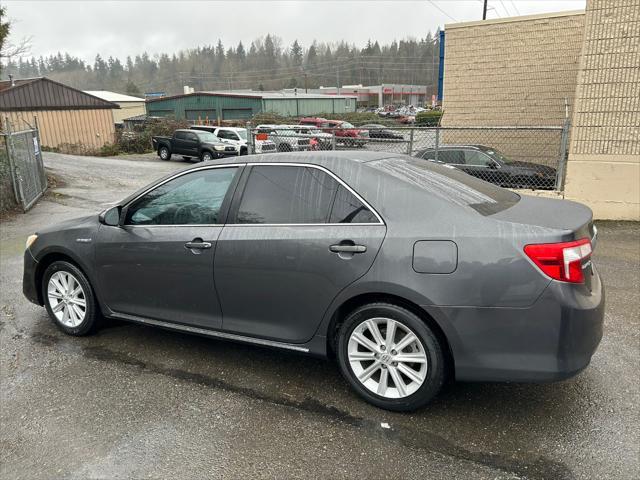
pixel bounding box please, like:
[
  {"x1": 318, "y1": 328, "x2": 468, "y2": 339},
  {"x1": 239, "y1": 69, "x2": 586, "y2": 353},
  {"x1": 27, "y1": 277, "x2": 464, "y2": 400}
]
[
  {"x1": 182, "y1": 156, "x2": 192, "y2": 161},
  {"x1": 240, "y1": 146, "x2": 248, "y2": 156},
  {"x1": 277, "y1": 143, "x2": 292, "y2": 152},
  {"x1": 42, "y1": 261, "x2": 100, "y2": 336},
  {"x1": 336, "y1": 302, "x2": 446, "y2": 411},
  {"x1": 159, "y1": 146, "x2": 171, "y2": 161},
  {"x1": 201, "y1": 151, "x2": 213, "y2": 162}
]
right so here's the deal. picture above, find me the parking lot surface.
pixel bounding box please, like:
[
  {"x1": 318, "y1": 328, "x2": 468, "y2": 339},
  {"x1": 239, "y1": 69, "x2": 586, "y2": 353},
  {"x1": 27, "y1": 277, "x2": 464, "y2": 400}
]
[{"x1": 1, "y1": 152, "x2": 638, "y2": 479}]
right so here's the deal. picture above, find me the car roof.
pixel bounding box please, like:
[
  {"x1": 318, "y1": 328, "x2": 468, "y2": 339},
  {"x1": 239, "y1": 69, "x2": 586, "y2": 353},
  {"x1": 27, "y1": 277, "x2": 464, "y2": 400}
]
[{"x1": 180, "y1": 151, "x2": 393, "y2": 170}]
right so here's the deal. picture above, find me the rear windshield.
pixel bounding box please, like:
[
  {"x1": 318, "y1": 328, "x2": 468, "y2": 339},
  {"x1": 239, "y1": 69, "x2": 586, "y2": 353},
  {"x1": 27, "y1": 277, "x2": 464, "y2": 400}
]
[{"x1": 372, "y1": 157, "x2": 520, "y2": 215}]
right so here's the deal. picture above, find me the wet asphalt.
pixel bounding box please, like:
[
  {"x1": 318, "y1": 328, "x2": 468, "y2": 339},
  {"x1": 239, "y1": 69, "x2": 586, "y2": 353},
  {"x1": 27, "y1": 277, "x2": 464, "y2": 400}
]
[{"x1": 0, "y1": 152, "x2": 638, "y2": 480}]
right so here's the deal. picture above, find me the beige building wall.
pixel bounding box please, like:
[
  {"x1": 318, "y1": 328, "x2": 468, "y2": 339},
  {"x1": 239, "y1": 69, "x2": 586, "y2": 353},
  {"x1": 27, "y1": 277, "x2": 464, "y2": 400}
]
[
  {"x1": 3, "y1": 109, "x2": 116, "y2": 149},
  {"x1": 440, "y1": 11, "x2": 586, "y2": 169},
  {"x1": 112, "y1": 101, "x2": 146, "y2": 124},
  {"x1": 564, "y1": 0, "x2": 640, "y2": 220},
  {"x1": 442, "y1": 11, "x2": 586, "y2": 127}
]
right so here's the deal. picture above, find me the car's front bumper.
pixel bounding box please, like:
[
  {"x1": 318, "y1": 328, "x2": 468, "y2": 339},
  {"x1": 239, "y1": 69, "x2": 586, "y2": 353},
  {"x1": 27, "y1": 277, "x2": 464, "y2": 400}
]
[
  {"x1": 429, "y1": 266, "x2": 605, "y2": 382},
  {"x1": 23, "y1": 248, "x2": 41, "y2": 305}
]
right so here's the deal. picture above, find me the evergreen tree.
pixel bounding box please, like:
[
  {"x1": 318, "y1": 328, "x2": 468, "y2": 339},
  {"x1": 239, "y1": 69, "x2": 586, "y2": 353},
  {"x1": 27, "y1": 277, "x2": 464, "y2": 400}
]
[{"x1": 290, "y1": 40, "x2": 303, "y2": 66}]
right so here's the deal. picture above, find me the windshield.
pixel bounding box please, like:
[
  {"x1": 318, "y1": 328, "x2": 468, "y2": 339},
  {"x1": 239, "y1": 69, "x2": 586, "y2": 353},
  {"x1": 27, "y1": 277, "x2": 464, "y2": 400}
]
[
  {"x1": 484, "y1": 148, "x2": 515, "y2": 164},
  {"x1": 236, "y1": 130, "x2": 247, "y2": 140},
  {"x1": 195, "y1": 131, "x2": 218, "y2": 143},
  {"x1": 371, "y1": 156, "x2": 520, "y2": 215}
]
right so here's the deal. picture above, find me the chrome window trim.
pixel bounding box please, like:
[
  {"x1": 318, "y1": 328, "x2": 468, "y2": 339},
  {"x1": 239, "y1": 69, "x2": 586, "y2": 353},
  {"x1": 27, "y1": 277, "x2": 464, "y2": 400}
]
[
  {"x1": 124, "y1": 223, "x2": 384, "y2": 228},
  {"x1": 122, "y1": 161, "x2": 385, "y2": 227},
  {"x1": 224, "y1": 223, "x2": 384, "y2": 227}
]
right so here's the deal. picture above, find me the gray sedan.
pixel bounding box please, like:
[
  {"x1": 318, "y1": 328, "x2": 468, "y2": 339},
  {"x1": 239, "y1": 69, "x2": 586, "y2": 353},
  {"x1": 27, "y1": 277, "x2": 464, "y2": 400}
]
[{"x1": 22, "y1": 152, "x2": 604, "y2": 411}]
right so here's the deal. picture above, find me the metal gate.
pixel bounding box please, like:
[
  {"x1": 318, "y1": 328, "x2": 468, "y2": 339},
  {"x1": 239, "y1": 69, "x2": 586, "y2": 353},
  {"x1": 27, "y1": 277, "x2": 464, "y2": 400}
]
[{"x1": 2, "y1": 120, "x2": 47, "y2": 211}]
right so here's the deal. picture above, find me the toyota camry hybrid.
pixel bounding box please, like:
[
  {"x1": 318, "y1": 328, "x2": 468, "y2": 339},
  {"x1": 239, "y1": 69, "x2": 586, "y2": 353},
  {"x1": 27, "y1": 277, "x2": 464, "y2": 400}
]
[{"x1": 23, "y1": 151, "x2": 604, "y2": 411}]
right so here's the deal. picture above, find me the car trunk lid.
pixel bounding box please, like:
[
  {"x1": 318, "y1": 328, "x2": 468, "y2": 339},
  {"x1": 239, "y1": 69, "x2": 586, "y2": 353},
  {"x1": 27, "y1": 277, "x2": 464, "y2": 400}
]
[{"x1": 491, "y1": 194, "x2": 594, "y2": 239}]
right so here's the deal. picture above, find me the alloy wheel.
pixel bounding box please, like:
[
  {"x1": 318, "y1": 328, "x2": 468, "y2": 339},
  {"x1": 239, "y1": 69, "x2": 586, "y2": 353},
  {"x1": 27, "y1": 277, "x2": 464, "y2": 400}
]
[
  {"x1": 348, "y1": 317, "x2": 428, "y2": 399},
  {"x1": 47, "y1": 271, "x2": 87, "y2": 327}
]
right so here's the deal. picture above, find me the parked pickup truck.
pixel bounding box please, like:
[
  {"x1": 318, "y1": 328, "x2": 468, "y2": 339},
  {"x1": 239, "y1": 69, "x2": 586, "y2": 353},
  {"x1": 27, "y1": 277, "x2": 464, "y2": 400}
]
[
  {"x1": 152, "y1": 129, "x2": 237, "y2": 162},
  {"x1": 255, "y1": 124, "x2": 312, "y2": 152}
]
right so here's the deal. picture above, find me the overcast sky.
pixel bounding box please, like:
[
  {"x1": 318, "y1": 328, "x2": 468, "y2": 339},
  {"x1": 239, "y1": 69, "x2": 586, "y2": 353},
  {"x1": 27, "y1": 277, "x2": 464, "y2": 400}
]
[{"x1": 5, "y1": 0, "x2": 586, "y2": 63}]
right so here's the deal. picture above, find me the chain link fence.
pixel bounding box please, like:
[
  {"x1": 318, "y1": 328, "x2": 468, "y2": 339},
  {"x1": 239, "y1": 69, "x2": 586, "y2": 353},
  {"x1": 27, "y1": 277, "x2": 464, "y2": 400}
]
[
  {"x1": 1, "y1": 119, "x2": 47, "y2": 212},
  {"x1": 247, "y1": 123, "x2": 569, "y2": 191}
]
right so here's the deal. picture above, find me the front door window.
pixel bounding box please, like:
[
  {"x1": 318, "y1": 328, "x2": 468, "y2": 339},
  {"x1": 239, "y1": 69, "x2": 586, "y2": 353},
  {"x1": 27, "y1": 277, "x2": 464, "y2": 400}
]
[{"x1": 125, "y1": 167, "x2": 238, "y2": 225}]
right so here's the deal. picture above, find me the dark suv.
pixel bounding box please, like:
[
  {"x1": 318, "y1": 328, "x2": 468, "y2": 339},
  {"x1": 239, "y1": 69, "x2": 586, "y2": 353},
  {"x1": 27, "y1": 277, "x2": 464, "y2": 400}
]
[{"x1": 414, "y1": 145, "x2": 557, "y2": 189}]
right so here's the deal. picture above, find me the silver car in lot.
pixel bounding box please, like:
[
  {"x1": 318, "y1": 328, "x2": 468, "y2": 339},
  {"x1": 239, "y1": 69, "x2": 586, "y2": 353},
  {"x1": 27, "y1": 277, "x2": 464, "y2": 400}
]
[
  {"x1": 255, "y1": 124, "x2": 312, "y2": 152},
  {"x1": 23, "y1": 151, "x2": 604, "y2": 411}
]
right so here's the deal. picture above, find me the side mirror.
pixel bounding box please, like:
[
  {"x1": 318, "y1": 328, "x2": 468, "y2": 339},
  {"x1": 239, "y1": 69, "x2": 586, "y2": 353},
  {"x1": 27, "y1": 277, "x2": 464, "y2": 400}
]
[
  {"x1": 488, "y1": 162, "x2": 499, "y2": 169},
  {"x1": 99, "y1": 206, "x2": 122, "y2": 226}
]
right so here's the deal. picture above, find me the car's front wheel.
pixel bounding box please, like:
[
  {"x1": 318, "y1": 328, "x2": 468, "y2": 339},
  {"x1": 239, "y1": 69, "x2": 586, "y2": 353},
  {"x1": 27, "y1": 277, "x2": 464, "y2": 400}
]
[
  {"x1": 337, "y1": 303, "x2": 446, "y2": 411},
  {"x1": 201, "y1": 151, "x2": 213, "y2": 162},
  {"x1": 159, "y1": 146, "x2": 171, "y2": 161},
  {"x1": 42, "y1": 261, "x2": 100, "y2": 336}
]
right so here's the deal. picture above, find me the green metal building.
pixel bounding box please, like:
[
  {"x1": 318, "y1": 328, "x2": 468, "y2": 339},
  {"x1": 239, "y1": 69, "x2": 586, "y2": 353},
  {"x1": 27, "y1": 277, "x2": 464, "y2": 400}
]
[{"x1": 145, "y1": 91, "x2": 357, "y2": 122}]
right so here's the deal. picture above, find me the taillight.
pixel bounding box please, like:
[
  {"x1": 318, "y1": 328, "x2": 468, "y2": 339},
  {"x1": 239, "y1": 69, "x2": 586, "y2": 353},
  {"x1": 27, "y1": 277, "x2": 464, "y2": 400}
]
[{"x1": 524, "y1": 239, "x2": 592, "y2": 283}]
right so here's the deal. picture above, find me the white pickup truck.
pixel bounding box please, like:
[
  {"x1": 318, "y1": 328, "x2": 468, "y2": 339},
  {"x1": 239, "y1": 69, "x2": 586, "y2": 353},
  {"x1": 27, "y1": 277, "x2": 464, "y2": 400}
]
[{"x1": 190, "y1": 126, "x2": 276, "y2": 155}]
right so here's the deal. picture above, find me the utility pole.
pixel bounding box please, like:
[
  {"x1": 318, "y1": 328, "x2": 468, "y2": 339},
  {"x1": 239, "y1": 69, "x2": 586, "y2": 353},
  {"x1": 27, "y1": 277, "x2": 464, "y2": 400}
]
[
  {"x1": 304, "y1": 73, "x2": 308, "y2": 94},
  {"x1": 336, "y1": 67, "x2": 340, "y2": 95},
  {"x1": 483, "y1": 0, "x2": 488, "y2": 20}
]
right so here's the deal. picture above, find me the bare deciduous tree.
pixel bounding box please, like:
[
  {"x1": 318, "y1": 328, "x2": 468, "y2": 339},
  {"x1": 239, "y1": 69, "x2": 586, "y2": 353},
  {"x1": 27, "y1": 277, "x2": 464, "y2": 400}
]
[{"x1": 0, "y1": 6, "x2": 32, "y2": 72}]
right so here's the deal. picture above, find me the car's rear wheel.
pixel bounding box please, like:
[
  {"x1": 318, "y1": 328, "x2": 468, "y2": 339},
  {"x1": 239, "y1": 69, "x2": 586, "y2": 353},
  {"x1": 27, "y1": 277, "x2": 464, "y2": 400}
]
[
  {"x1": 336, "y1": 303, "x2": 445, "y2": 411},
  {"x1": 159, "y1": 146, "x2": 171, "y2": 161},
  {"x1": 42, "y1": 261, "x2": 100, "y2": 336}
]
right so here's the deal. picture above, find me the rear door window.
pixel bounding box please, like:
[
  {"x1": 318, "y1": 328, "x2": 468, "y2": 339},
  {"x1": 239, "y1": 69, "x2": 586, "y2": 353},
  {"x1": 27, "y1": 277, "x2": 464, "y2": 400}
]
[
  {"x1": 443, "y1": 150, "x2": 465, "y2": 165},
  {"x1": 236, "y1": 165, "x2": 339, "y2": 224},
  {"x1": 329, "y1": 186, "x2": 379, "y2": 224},
  {"x1": 464, "y1": 150, "x2": 491, "y2": 166}
]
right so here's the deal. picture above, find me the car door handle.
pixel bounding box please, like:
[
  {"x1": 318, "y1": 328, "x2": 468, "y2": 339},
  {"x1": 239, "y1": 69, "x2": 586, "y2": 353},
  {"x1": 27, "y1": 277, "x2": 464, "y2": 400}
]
[
  {"x1": 185, "y1": 240, "x2": 212, "y2": 250},
  {"x1": 330, "y1": 244, "x2": 367, "y2": 253}
]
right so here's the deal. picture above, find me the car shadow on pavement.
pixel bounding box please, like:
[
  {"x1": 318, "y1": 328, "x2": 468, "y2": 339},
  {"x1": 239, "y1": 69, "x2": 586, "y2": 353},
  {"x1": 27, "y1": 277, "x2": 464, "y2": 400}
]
[
  {"x1": 32, "y1": 315, "x2": 593, "y2": 423},
  {"x1": 25, "y1": 316, "x2": 586, "y2": 480}
]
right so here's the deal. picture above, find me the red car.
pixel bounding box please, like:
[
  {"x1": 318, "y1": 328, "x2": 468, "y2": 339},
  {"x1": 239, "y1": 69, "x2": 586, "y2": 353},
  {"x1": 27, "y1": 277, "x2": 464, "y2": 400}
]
[{"x1": 299, "y1": 117, "x2": 368, "y2": 147}]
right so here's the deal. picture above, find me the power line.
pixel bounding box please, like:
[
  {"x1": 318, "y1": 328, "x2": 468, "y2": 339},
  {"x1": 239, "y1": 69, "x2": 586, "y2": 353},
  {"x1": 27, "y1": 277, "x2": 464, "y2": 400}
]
[
  {"x1": 426, "y1": 0, "x2": 458, "y2": 22},
  {"x1": 499, "y1": 0, "x2": 512, "y2": 17}
]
